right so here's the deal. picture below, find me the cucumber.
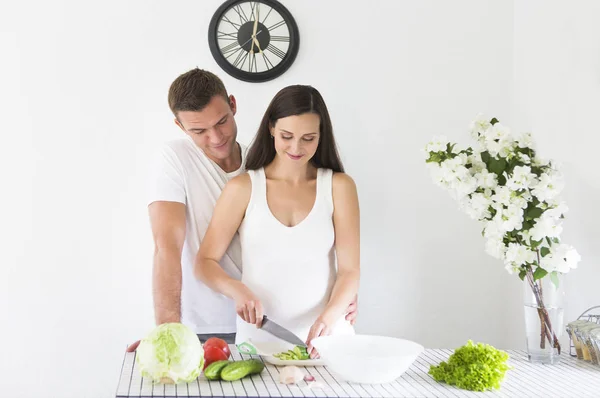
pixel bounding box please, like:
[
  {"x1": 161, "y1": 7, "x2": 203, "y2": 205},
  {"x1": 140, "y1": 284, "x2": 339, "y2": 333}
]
[
  {"x1": 204, "y1": 360, "x2": 231, "y2": 380},
  {"x1": 220, "y1": 359, "x2": 265, "y2": 381}
]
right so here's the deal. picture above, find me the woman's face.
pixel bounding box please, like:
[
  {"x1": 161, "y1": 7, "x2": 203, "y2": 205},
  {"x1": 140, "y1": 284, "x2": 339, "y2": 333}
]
[{"x1": 271, "y1": 113, "x2": 320, "y2": 167}]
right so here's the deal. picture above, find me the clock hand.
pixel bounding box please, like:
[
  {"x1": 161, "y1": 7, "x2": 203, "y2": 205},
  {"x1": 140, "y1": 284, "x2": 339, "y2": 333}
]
[
  {"x1": 252, "y1": 3, "x2": 259, "y2": 38},
  {"x1": 240, "y1": 29, "x2": 262, "y2": 49},
  {"x1": 250, "y1": 5, "x2": 259, "y2": 53},
  {"x1": 252, "y1": 36, "x2": 263, "y2": 53}
]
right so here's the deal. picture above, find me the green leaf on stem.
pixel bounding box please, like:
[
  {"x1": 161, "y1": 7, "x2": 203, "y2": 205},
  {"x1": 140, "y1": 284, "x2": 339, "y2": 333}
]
[
  {"x1": 480, "y1": 151, "x2": 491, "y2": 165},
  {"x1": 529, "y1": 238, "x2": 543, "y2": 250},
  {"x1": 490, "y1": 117, "x2": 500, "y2": 125},
  {"x1": 489, "y1": 158, "x2": 507, "y2": 176},
  {"x1": 518, "y1": 270, "x2": 527, "y2": 281},
  {"x1": 540, "y1": 247, "x2": 551, "y2": 257},
  {"x1": 521, "y1": 220, "x2": 534, "y2": 231},
  {"x1": 525, "y1": 206, "x2": 543, "y2": 221},
  {"x1": 533, "y1": 267, "x2": 548, "y2": 281}
]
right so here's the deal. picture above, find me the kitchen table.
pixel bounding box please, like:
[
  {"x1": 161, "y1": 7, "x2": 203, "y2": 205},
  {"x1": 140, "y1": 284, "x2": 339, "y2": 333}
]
[{"x1": 116, "y1": 345, "x2": 599, "y2": 397}]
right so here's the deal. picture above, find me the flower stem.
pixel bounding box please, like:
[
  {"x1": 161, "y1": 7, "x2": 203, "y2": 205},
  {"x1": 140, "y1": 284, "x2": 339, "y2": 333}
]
[{"x1": 526, "y1": 253, "x2": 561, "y2": 354}]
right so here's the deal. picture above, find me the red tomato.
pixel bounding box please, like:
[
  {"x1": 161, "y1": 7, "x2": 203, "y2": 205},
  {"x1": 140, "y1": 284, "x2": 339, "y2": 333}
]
[
  {"x1": 203, "y1": 346, "x2": 229, "y2": 369},
  {"x1": 203, "y1": 337, "x2": 231, "y2": 358}
]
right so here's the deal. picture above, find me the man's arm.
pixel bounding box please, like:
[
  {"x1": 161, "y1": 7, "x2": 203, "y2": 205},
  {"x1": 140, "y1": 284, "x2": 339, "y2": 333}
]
[
  {"x1": 127, "y1": 200, "x2": 186, "y2": 352},
  {"x1": 150, "y1": 201, "x2": 186, "y2": 324}
]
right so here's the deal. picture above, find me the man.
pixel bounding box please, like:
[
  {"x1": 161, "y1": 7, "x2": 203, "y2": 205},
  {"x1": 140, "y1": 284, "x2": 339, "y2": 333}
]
[{"x1": 127, "y1": 68, "x2": 356, "y2": 350}]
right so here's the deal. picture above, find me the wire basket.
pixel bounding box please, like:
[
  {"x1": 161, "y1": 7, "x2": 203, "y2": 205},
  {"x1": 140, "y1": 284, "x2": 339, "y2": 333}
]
[{"x1": 569, "y1": 305, "x2": 600, "y2": 357}]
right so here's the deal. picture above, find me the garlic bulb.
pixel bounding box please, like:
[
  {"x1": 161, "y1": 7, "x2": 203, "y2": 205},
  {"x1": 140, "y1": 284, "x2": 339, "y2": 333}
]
[{"x1": 279, "y1": 366, "x2": 306, "y2": 384}]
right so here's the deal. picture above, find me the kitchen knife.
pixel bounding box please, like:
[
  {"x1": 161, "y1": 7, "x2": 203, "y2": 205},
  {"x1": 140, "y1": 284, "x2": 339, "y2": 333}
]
[{"x1": 260, "y1": 316, "x2": 307, "y2": 348}]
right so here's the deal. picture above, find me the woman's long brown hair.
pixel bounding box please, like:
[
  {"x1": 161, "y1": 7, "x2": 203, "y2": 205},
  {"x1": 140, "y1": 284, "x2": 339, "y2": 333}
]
[{"x1": 245, "y1": 85, "x2": 344, "y2": 173}]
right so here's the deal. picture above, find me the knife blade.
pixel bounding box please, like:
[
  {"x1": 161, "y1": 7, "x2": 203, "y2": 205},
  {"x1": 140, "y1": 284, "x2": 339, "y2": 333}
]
[{"x1": 260, "y1": 316, "x2": 307, "y2": 348}]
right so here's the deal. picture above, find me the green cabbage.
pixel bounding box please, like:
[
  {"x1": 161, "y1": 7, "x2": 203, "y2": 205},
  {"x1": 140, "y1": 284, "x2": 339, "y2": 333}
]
[
  {"x1": 136, "y1": 323, "x2": 204, "y2": 383},
  {"x1": 429, "y1": 340, "x2": 510, "y2": 392}
]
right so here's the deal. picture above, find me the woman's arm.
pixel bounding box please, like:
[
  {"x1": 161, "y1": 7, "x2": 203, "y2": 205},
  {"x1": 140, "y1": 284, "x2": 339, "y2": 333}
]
[
  {"x1": 307, "y1": 172, "x2": 361, "y2": 355},
  {"x1": 195, "y1": 173, "x2": 264, "y2": 327}
]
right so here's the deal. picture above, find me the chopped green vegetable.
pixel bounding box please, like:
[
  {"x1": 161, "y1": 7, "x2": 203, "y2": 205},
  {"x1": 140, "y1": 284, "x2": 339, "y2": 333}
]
[
  {"x1": 429, "y1": 340, "x2": 511, "y2": 392},
  {"x1": 273, "y1": 345, "x2": 310, "y2": 360}
]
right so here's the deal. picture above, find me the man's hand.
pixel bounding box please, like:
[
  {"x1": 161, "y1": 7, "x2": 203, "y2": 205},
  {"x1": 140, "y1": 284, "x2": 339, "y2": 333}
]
[{"x1": 345, "y1": 295, "x2": 358, "y2": 325}]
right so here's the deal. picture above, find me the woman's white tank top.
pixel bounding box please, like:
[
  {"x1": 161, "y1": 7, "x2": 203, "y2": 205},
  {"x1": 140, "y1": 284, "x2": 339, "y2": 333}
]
[{"x1": 235, "y1": 167, "x2": 355, "y2": 345}]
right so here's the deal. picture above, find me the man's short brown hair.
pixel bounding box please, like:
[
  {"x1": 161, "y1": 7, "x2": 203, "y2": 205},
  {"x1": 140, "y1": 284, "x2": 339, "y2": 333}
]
[{"x1": 168, "y1": 68, "x2": 229, "y2": 117}]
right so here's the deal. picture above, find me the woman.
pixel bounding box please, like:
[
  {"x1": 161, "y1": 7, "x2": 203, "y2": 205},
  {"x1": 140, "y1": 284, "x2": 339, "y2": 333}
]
[{"x1": 195, "y1": 85, "x2": 360, "y2": 358}]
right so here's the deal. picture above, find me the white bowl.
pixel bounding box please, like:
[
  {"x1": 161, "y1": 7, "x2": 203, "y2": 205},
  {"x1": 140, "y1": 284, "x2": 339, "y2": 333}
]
[{"x1": 311, "y1": 334, "x2": 424, "y2": 384}]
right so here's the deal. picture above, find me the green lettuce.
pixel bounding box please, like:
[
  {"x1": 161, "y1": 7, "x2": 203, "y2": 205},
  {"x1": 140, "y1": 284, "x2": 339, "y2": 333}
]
[
  {"x1": 429, "y1": 340, "x2": 510, "y2": 392},
  {"x1": 136, "y1": 323, "x2": 204, "y2": 383}
]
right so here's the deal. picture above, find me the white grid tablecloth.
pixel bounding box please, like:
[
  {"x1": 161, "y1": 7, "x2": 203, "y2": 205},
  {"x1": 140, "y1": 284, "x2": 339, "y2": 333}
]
[{"x1": 116, "y1": 347, "x2": 600, "y2": 397}]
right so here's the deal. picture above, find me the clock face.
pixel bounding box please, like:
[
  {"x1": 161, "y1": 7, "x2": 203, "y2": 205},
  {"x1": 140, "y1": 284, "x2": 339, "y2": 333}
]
[{"x1": 208, "y1": 0, "x2": 300, "y2": 83}]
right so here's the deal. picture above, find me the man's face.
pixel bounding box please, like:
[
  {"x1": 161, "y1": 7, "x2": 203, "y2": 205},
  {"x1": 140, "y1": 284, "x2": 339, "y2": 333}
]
[{"x1": 175, "y1": 95, "x2": 238, "y2": 162}]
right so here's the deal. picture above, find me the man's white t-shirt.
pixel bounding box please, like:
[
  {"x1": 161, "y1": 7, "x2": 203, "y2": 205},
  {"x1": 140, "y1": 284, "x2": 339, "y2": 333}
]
[{"x1": 148, "y1": 136, "x2": 247, "y2": 334}]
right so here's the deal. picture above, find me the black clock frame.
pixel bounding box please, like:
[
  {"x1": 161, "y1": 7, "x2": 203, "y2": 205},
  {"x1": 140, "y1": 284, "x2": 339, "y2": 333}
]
[{"x1": 208, "y1": 0, "x2": 300, "y2": 83}]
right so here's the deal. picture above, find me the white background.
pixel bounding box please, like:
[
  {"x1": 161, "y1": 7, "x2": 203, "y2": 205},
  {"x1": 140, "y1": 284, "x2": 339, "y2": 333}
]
[{"x1": 1, "y1": 0, "x2": 598, "y2": 397}]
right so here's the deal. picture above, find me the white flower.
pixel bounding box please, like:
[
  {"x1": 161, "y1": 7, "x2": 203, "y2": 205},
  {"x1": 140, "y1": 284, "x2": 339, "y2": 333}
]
[
  {"x1": 505, "y1": 263, "x2": 521, "y2": 275},
  {"x1": 438, "y1": 159, "x2": 459, "y2": 183},
  {"x1": 529, "y1": 213, "x2": 563, "y2": 241},
  {"x1": 462, "y1": 192, "x2": 492, "y2": 220},
  {"x1": 457, "y1": 152, "x2": 469, "y2": 165},
  {"x1": 510, "y1": 194, "x2": 529, "y2": 210},
  {"x1": 449, "y1": 176, "x2": 478, "y2": 201},
  {"x1": 483, "y1": 218, "x2": 506, "y2": 239},
  {"x1": 468, "y1": 153, "x2": 487, "y2": 173},
  {"x1": 504, "y1": 243, "x2": 536, "y2": 266},
  {"x1": 469, "y1": 114, "x2": 492, "y2": 138},
  {"x1": 533, "y1": 156, "x2": 550, "y2": 167},
  {"x1": 518, "y1": 228, "x2": 532, "y2": 243},
  {"x1": 500, "y1": 204, "x2": 524, "y2": 232},
  {"x1": 506, "y1": 165, "x2": 537, "y2": 191},
  {"x1": 516, "y1": 132, "x2": 535, "y2": 149},
  {"x1": 485, "y1": 237, "x2": 507, "y2": 259},
  {"x1": 491, "y1": 205, "x2": 524, "y2": 233},
  {"x1": 491, "y1": 186, "x2": 512, "y2": 206},
  {"x1": 487, "y1": 123, "x2": 513, "y2": 142},
  {"x1": 427, "y1": 162, "x2": 445, "y2": 186},
  {"x1": 485, "y1": 140, "x2": 504, "y2": 157},
  {"x1": 483, "y1": 123, "x2": 514, "y2": 157},
  {"x1": 518, "y1": 152, "x2": 532, "y2": 164},
  {"x1": 541, "y1": 244, "x2": 581, "y2": 273},
  {"x1": 426, "y1": 136, "x2": 449, "y2": 153},
  {"x1": 545, "y1": 202, "x2": 569, "y2": 220},
  {"x1": 531, "y1": 172, "x2": 564, "y2": 202},
  {"x1": 474, "y1": 169, "x2": 498, "y2": 190}
]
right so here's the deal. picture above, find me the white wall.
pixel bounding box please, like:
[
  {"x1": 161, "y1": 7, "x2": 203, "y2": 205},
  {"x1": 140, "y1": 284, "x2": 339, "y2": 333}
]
[
  {"x1": 2, "y1": 1, "x2": 597, "y2": 397},
  {"x1": 513, "y1": 0, "x2": 600, "y2": 338}
]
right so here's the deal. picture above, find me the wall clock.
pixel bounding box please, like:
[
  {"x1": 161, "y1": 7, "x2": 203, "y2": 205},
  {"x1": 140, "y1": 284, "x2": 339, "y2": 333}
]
[{"x1": 208, "y1": 0, "x2": 300, "y2": 83}]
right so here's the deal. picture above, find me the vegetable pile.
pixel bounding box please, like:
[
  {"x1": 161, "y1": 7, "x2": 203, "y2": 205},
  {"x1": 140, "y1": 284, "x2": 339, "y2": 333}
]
[
  {"x1": 204, "y1": 359, "x2": 265, "y2": 381},
  {"x1": 273, "y1": 346, "x2": 310, "y2": 360},
  {"x1": 429, "y1": 340, "x2": 511, "y2": 392}
]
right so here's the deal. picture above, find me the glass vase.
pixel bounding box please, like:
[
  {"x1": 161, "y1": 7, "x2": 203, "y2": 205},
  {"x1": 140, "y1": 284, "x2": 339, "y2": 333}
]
[{"x1": 523, "y1": 274, "x2": 565, "y2": 364}]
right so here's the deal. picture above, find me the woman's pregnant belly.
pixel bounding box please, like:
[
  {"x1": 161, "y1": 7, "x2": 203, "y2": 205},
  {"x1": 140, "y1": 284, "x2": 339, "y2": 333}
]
[{"x1": 235, "y1": 258, "x2": 354, "y2": 344}]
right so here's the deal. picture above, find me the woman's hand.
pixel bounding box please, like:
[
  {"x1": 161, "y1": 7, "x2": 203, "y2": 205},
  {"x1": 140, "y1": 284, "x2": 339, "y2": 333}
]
[
  {"x1": 306, "y1": 311, "x2": 337, "y2": 359},
  {"x1": 232, "y1": 283, "x2": 264, "y2": 328}
]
